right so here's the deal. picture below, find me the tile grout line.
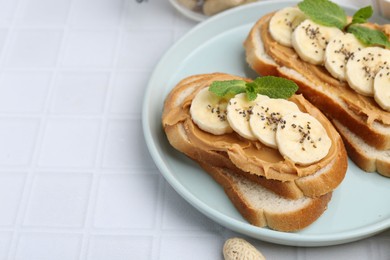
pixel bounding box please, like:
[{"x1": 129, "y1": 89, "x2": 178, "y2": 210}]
[
  {"x1": 46, "y1": 0, "x2": 97, "y2": 258},
  {"x1": 151, "y1": 176, "x2": 168, "y2": 260},
  {"x1": 76, "y1": 0, "x2": 129, "y2": 258},
  {"x1": 0, "y1": 113, "x2": 142, "y2": 121},
  {"x1": 150, "y1": 25, "x2": 177, "y2": 260},
  {"x1": 140, "y1": 6, "x2": 178, "y2": 258},
  {"x1": 5, "y1": 0, "x2": 76, "y2": 258},
  {"x1": 0, "y1": 164, "x2": 157, "y2": 175},
  {"x1": 1, "y1": 0, "x2": 44, "y2": 257},
  {"x1": 0, "y1": 0, "x2": 22, "y2": 70},
  {"x1": 0, "y1": 223, "x2": 218, "y2": 236},
  {"x1": 0, "y1": 67, "x2": 152, "y2": 72},
  {"x1": 2, "y1": 0, "x2": 41, "y2": 258}
]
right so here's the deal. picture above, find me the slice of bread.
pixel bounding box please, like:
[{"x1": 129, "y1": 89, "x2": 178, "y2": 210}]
[
  {"x1": 162, "y1": 73, "x2": 347, "y2": 198},
  {"x1": 199, "y1": 162, "x2": 332, "y2": 232},
  {"x1": 243, "y1": 12, "x2": 390, "y2": 177},
  {"x1": 333, "y1": 120, "x2": 390, "y2": 177}
]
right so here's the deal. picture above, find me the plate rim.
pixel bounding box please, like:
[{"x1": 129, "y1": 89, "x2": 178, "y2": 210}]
[{"x1": 142, "y1": 0, "x2": 390, "y2": 247}]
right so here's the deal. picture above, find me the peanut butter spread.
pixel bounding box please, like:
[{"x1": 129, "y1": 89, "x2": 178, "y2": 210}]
[
  {"x1": 259, "y1": 13, "x2": 390, "y2": 126},
  {"x1": 162, "y1": 78, "x2": 340, "y2": 181}
]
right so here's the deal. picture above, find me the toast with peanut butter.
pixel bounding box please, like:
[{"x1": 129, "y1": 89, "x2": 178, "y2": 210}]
[
  {"x1": 162, "y1": 73, "x2": 347, "y2": 199},
  {"x1": 243, "y1": 2, "x2": 390, "y2": 177}
]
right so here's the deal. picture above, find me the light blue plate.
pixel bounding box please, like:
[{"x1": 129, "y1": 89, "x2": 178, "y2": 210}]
[{"x1": 142, "y1": 0, "x2": 390, "y2": 247}]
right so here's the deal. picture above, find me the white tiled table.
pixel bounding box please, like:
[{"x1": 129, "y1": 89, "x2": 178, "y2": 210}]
[{"x1": 0, "y1": 0, "x2": 388, "y2": 259}]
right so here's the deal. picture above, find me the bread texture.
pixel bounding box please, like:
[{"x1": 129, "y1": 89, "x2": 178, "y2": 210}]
[
  {"x1": 243, "y1": 12, "x2": 390, "y2": 177},
  {"x1": 199, "y1": 162, "x2": 332, "y2": 232},
  {"x1": 333, "y1": 120, "x2": 390, "y2": 177},
  {"x1": 162, "y1": 73, "x2": 347, "y2": 199}
]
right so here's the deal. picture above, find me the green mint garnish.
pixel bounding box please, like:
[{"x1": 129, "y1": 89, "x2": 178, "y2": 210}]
[
  {"x1": 351, "y1": 6, "x2": 373, "y2": 25},
  {"x1": 209, "y1": 76, "x2": 298, "y2": 101},
  {"x1": 298, "y1": 0, "x2": 390, "y2": 48},
  {"x1": 209, "y1": 80, "x2": 246, "y2": 97},
  {"x1": 208, "y1": 80, "x2": 246, "y2": 98},
  {"x1": 246, "y1": 77, "x2": 299, "y2": 99},
  {"x1": 298, "y1": 0, "x2": 347, "y2": 30},
  {"x1": 347, "y1": 24, "x2": 390, "y2": 48}
]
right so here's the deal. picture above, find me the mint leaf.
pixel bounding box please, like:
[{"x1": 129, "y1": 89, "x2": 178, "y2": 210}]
[
  {"x1": 245, "y1": 83, "x2": 259, "y2": 101},
  {"x1": 246, "y1": 76, "x2": 298, "y2": 100},
  {"x1": 208, "y1": 77, "x2": 298, "y2": 101},
  {"x1": 351, "y1": 6, "x2": 373, "y2": 24},
  {"x1": 347, "y1": 24, "x2": 390, "y2": 48},
  {"x1": 208, "y1": 80, "x2": 246, "y2": 98},
  {"x1": 296, "y1": 1, "x2": 386, "y2": 48},
  {"x1": 298, "y1": 0, "x2": 347, "y2": 29}
]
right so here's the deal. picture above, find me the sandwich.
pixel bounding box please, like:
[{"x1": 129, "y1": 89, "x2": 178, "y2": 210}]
[
  {"x1": 244, "y1": 0, "x2": 390, "y2": 177},
  {"x1": 161, "y1": 72, "x2": 347, "y2": 231}
]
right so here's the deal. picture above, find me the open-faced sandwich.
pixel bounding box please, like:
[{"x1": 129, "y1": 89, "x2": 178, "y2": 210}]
[
  {"x1": 162, "y1": 72, "x2": 347, "y2": 231},
  {"x1": 244, "y1": 0, "x2": 390, "y2": 177}
]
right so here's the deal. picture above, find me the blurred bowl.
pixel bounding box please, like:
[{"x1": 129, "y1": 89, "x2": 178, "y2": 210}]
[
  {"x1": 169, "y1": 0, "x2": 207, "y2": 22},
  {"x1": 372, "y1": 0, "x2": 390, "y2": 19},
  {"x1": 169, "y1": 0, "x2": 261, "y2": 22}
]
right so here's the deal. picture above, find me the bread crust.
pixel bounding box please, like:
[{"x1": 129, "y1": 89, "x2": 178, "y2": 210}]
[
  {"x1": 162, "y1": 73, "x2": 347, "y2": 198},
  {"x1": 333, "y1": 120, "x2": 390, "y2": 177},
  {"x1": 243, "y1": 12, "x2": 390, "y2": 176},
  {"x1": 199, "y1": 162, "x2": 332, "y2": 232}
]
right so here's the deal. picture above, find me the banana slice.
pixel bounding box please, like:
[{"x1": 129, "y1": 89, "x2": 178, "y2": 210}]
[
  {"x1": 190, "y1": 87, "x2": 232, "y2": 135},
  {"x1": 226, "y1": 93, "x2": 269, "y2": 140},
  {"x1": 249, "y1": 99, "x2": 300, "y2": 148},
  {"x1": 324, "y1": 33, "x2": 364, "y2": 81},
  {"x1": 373, "y1": 66, "x2": 390, "y2": 111},
  {"x1": 269, "y1": 6, "x2": 306, "y2": 47},
  {"x1": 345, "y1": 47, "x2": 390, "y2": 96},
  {"x1": 291, "y1": 19, "x2": 342, "y2": 65},
  {"x1": 276, "y1": 112, "x2": 331, "y2": 165}
]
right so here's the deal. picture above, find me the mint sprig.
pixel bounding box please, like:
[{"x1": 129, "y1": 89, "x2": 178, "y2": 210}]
[
  {"x1": 351, "y1": 6, "x2": 373, "y2": 24},
  {"x1": 207, "y1": 80, "x2": 246, "y2": 98},
  {"x1": 298, "y1": 0, "x2": 390, "y2": 48},
  {"x1": 209, "y1": 76, "x2": 298, "y2": 101},
  {"x1": 347, "y1": 24, "x2": 390, "y2": 48},
  {"x1": 298, "y1": 0, "x2": 347, "y2": 30}
]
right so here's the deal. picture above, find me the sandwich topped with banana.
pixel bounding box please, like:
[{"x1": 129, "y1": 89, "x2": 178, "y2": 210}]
[
  {"x1": 162, "y1": 73, "x2": 347, "y2": 231},
  {"x1": 244, "y1": 0, "x2": 390, "y2": 177}
]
